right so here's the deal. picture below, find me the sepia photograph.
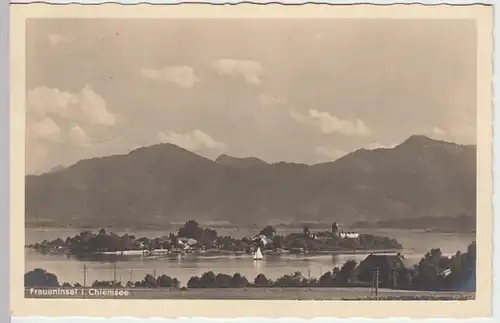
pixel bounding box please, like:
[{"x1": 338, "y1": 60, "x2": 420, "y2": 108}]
[{"x1": 10, "y1": 2, "x2": 493, "y2": 318}]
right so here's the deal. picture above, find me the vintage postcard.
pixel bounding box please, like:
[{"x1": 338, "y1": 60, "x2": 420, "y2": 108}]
[{"x1": 10, "y1": 2, "x2": 493, "y2": 318}]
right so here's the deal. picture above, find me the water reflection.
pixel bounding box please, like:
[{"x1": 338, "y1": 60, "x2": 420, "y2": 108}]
[{"x1": 253, "y1": 259, "x2": 263, "y2": 270}]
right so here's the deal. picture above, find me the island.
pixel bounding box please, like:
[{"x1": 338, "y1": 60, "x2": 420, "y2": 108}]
[{"x1": 26, "y1": 220, "x2": 403, "y2": 258}]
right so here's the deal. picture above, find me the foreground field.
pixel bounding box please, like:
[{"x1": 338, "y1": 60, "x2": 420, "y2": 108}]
[{"x1": 25, "y1": 287, "x2": 475, "y2": 300}]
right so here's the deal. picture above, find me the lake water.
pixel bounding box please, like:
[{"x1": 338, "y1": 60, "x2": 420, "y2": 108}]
[{"x1": 25, "y1": 227, "x2": 475, "y2": 287}]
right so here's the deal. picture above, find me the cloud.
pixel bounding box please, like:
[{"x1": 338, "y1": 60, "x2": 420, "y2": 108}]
[
  {"x1": 27, "y1": 85, "x2": 116, "y2": 127},
  {"x1": 211, "y1": 59, "x2": 263, "y2": 85},
  {"x1": 47, "y1": 33, "x2": 70, "y2": 46},
  {"x1": 157, "y1": 129, "x2": 227, "y2": 152},
  {"x1": 26, "y1": 84, "x2": 116, "y2": 170},
  {"x1": 428, "y1": 125, "x2": 475, "y2": 144},
  {"x1": 432, "y1": 126, "x2": 447, "y2": 136},
  {"x1": 290, "y1": 109, "x2": 372, "y2": 137},
  {"x1": 69, "y1": 124, "x2": 92, "y2": 146},
  {"x1": 27, "y1": 117, "x2": 61, "y2": 142},
  {"x1": 314, "y1": 146, "x2": 347, "y2": 161},
  {"x1": 141, "y1": 65, "x2": 199, "y2": 88},
  {"x1": 76, "y1": 85, "x2": 116, "y2": 126},
  {"x1": 364, "y1": 142, "x2": 396, "y2": 150}
]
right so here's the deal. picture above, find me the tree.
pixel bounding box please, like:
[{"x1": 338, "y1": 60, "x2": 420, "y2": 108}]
[
  {"x1": 25, "y1": 268, "x2": 59, "y2": 288},
  {"x1": 318, "y1": 271, "x2": 335, "y2": 287},
  {"x1": 337, "y1": 260, "x2": 357, "y2": 284},
  {"x1": 214, "y1": 274, "x2": 232, "y2": 288},
  {"x1": 187, "y1": 276, "x2": 201, "y2": 288},
  {"x1": 258, "y1": 226, "x2": 276, "y2": 238},
  {"x1": 274, "y1": 271, "x2": 303, "y2": 287},
  {"x1": 417, "y1": 249, "x2": 444, "y2": 288},
  {"x1": 396, "y1": 268, "x2": 413, "y2": 289},
  {"x1": 231, "y1": 273, "x2": 249, "y2": 288},
  {"x1": 120, "y1": 234, "x2": 136, "y2": 250},
  {"x1": 198, "y1": 271, "x2": 216, "y2": 288},
  {"x1": 199, "y1": 228, "x2": 218, "y2": 248},
  {"x1": 178, "y1": 220, "x2": 203, "y2": 240},
  {"x1": 272, "y1": 235, "x2": 283, "y2": 249},
  {"x1": 157, "y1": 274, "x2": 180, "y2": 288},
  {"x1": 290, "y1": 237, "x2": 308, "y2": 249},
  {"x1": 143, "y1": 274, "x2": 159, "y2": 288},
  {"x1": 466, "y1": 241, "x2": 476, "y2": 268},
  {"x1": 254, "y1": 273, "x2": 271, "y2": 287}
]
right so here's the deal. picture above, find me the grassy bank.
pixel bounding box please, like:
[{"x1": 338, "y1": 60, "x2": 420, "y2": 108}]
[{"x1": 25, "y1": 287, "x2": 475, "y2": 300}]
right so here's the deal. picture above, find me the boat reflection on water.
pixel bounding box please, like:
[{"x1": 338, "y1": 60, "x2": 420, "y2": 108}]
[{"x1": 253, "y1": 259, "x2": 263, "y2": 270}]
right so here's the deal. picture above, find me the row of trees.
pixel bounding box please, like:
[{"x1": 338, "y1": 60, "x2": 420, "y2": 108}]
[
  {"x1": 25, "y1": 268, "x2": 180, "y2": 289},
  {"x1": 24, "y1": 267, "x2": 355, "y2": 290},
  {"x1": 411, "y1": 242, "x2": 476, "y2": 291},
  {"x1": 91, "y1": 274, "x2": 180, "y2": 289}
]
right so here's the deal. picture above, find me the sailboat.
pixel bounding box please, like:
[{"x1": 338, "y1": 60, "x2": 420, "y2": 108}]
[{"x1": 253, "y1": 247, "x2": 263, "y2": 261}]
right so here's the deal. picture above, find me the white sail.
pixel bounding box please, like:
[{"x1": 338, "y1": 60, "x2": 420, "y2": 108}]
[{"x1": 253, "y1": 247, "x2": 263, "y2": 260}]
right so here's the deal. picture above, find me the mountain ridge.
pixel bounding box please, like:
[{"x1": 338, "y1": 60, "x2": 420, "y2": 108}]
[{"x1": 25, "y1": 135, "x2": 476, "y2": 229}]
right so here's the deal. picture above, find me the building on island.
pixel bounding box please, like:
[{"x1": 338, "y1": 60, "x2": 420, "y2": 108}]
[
  {"x1": 332, "y1": 222, "x2": 340, "y2": 234},
  {"x1": 332, "y1": 221, "x2": 359, "y2": 239},
  {"x1": 339, "y1": 232, "x2": 360, "y2": 239}
]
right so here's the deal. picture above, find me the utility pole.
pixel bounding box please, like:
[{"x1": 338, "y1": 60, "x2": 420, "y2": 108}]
[
  {"x1": 371, "y1": 268, "x2": 375, "y2": 296},
  {"x1": 375, "y1": 267, "x2": 380, "y2": 300},
  {"x1": 113, "y1": 263, "x2": 117, "y2": 299},
  {"x1": 129, "y1": 268, "x2": 133, "y2": 282},
  {"x1": 83, "y1": 264, "x2": 87, "y2": 299}
]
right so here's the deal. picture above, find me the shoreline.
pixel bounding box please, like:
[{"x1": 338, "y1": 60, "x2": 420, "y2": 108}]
[{"x1": 25, "y1": 247, "x2": 407, "y2": 258}]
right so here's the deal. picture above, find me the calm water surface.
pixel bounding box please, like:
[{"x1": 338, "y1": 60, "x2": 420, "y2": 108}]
[{"x1": 25, "y1": 227, "x2": 475, "y2": 287}]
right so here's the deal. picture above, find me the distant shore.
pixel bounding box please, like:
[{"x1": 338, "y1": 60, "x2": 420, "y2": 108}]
[
  {"x1": 24, "y1": 223, "x2": 333, "y2": 231},
  {"x1": 351, "y1": 215, "x2": 476, "y2": 234},
  {"x1": 25, "y1": 224, "x2": 476, "y2": 235}
]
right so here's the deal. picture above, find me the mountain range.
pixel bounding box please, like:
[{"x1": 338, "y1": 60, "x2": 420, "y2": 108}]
[{"x1": 25, "y1": 135, "x2": 476, "y2": 229}]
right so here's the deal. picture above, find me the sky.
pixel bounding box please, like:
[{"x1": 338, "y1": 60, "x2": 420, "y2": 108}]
[{"x1": 25, "y1": 18, "x2": 477, "y2": 174}]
